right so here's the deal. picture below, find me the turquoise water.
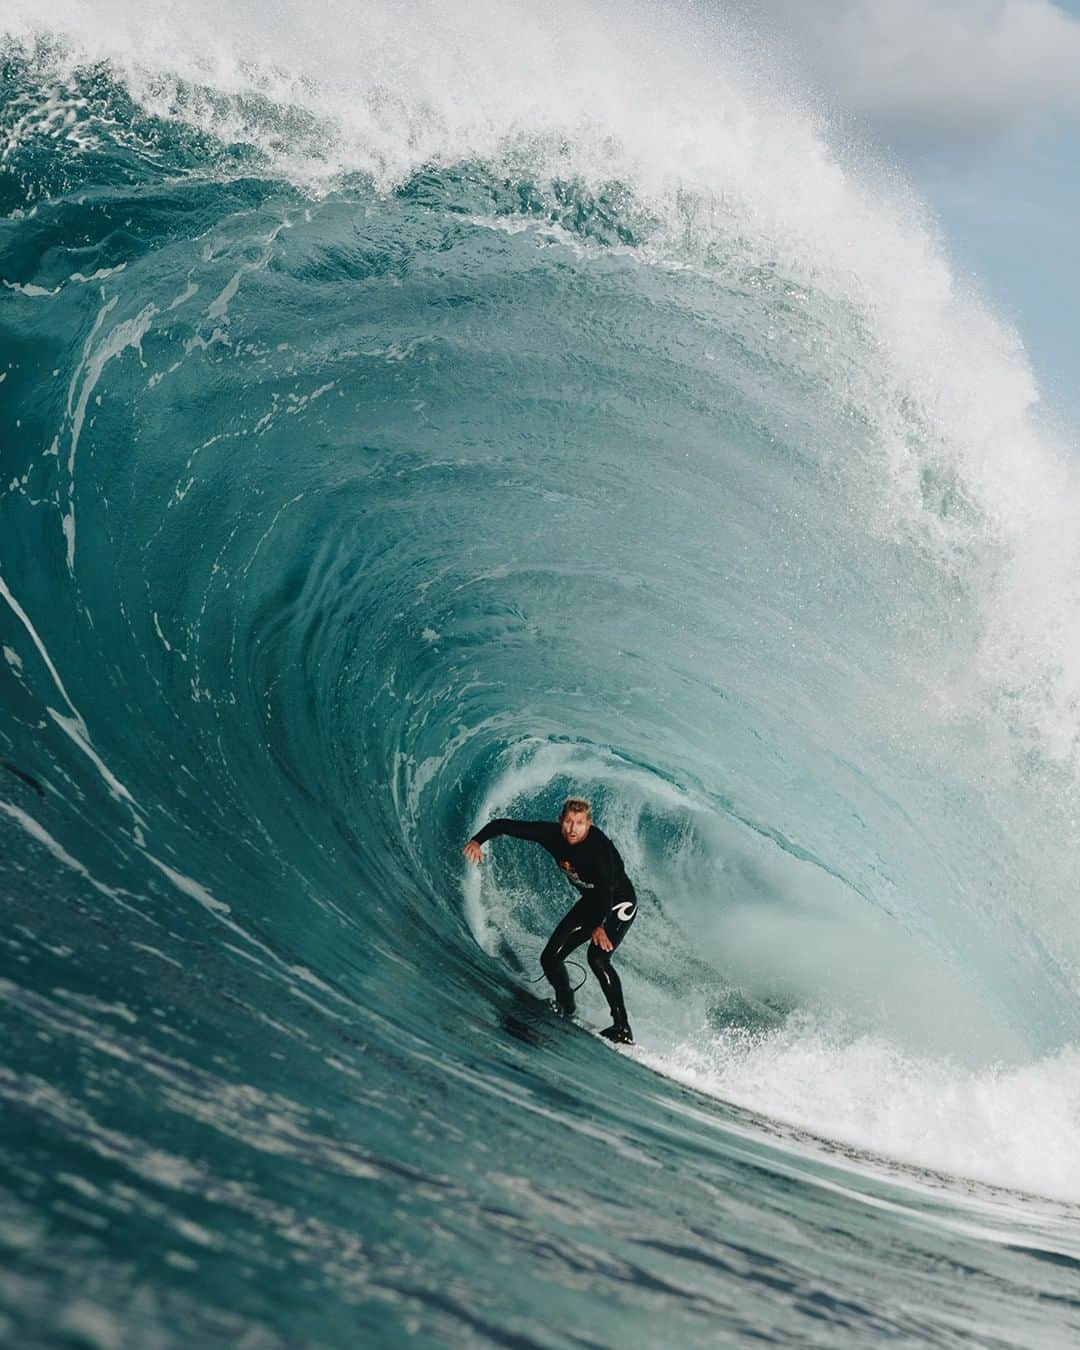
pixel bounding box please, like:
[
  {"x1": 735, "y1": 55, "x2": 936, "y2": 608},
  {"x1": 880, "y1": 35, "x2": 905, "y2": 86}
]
[{"x1": 3, "y1": 4, "x2": 1080, "y2": 1345}]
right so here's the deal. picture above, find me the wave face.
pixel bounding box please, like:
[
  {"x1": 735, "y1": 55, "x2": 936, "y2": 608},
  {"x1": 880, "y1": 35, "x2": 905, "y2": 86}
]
[{"x1": 3, "y1": 4, "x2": 1080, "y2": 1344}]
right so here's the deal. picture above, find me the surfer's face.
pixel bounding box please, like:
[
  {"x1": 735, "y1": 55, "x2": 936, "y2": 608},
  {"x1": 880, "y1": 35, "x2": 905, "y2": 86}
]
[{"x1": 560, "y1": 810, "x2": 591, "y2": 845}]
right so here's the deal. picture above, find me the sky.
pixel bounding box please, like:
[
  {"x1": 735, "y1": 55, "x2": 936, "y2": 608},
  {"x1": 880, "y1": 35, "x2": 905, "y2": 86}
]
[{"x1": 736, "y1": 0, "x2": 1080, "y2": 428}]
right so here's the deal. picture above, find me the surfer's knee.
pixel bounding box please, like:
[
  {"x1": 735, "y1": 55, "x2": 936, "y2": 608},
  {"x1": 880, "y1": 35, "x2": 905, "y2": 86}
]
[{"x1": 540, "y1": 940, "x2": 562, "y2": 975}]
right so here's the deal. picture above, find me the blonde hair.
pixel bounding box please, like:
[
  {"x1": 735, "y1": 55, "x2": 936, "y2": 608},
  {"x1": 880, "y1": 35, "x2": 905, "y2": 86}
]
[{"x1": 560, "y1": 797, "x2": 592, "y2": 820}]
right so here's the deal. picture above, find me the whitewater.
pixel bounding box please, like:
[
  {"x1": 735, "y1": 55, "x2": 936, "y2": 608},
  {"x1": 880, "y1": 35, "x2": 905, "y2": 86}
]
[{"x1": 2, "y1": 1, "x2": 1080, "y2": 1345}]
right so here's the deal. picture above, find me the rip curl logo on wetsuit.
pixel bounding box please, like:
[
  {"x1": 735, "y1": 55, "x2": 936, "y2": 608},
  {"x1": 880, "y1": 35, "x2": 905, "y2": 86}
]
[{"x1": 611, "y1": 901, "x2": 636, "y2": 921}]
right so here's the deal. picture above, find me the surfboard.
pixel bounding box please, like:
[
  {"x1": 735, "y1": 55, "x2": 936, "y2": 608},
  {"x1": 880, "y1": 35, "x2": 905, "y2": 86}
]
[{"x1": 502, "y1": 986, "x2": 634, "y2": 1047}]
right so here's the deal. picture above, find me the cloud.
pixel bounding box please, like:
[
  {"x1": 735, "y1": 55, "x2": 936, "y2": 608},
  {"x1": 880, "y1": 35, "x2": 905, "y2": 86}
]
[{"x1": 750, "y1": 0, "x2": 1080, "y2": 146}]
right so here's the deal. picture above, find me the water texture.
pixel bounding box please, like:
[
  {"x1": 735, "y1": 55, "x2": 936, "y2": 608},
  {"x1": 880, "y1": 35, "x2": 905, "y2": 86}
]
[{"x1": 2, "y1": 3, "x2": 1080, "y2": 1346}]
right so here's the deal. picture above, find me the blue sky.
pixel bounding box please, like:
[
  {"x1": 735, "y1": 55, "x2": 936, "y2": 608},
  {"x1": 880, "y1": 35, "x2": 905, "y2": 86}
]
[
  {"x1": 910, "y1": 123, "x2": 1079, "y2": 425},
  {"x1": 739, "y1": 0, "x2": 1080, "y2": 427}
]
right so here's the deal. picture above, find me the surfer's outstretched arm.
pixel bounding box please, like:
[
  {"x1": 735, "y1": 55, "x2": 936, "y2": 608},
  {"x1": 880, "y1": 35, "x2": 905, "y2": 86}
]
[{"x1": 463, "y1": 818, "x2": 559, "y2": 862}]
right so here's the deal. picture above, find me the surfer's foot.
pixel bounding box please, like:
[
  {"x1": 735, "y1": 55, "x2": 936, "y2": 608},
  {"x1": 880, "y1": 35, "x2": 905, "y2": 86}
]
[
  {"x1": 600, "y1": 1022, "x2": 634, "y2": 1045},
  {"x1": 550, "y1": 998, "x2": 575, "y2": 1019}
]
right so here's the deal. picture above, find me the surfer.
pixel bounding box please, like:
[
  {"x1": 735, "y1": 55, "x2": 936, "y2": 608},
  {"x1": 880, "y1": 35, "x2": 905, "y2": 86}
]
[{"x1": 463, "y1": 797, "x2": 637, "y2": 1044}]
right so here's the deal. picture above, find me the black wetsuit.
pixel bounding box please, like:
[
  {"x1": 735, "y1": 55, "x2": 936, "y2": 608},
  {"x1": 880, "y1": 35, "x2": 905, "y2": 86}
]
[{"x1": 470, "y1": 818, "x2": 638, "y2": 1029}]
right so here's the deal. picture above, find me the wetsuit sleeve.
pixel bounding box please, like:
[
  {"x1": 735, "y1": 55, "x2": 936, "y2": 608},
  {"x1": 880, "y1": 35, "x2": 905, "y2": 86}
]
[{"x1": 471, "y1": 819, "x2": 559, "y2": 847}]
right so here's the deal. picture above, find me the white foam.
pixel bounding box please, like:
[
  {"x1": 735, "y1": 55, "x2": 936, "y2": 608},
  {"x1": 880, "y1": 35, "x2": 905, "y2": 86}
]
[
  {"x1": 0, "y1": 573, "x2": 86, "y2": 730},
  {"x1": 2, "y1": 278, "x2": 60, "y2": 297},
  {"x1": 645, "y1": 1017, "x2": 1080, "y2": 1203},
  {"x1": 62, "y1": 299, "x2": 155, "y2": 571}
]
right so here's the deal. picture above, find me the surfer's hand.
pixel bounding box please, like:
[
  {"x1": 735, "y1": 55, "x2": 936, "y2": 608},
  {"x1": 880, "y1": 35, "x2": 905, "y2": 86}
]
[
  {"x1": 591, "y1": 926, "x2": 613, "y2": 952},
  {"x1": 463, "y1": 840, "x2": 484, "y2": 865}
]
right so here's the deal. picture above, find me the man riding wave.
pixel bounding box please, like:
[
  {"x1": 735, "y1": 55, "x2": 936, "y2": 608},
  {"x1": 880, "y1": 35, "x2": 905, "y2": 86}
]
[{"x1": 463, "y1": 797, "x2": 637, "y2": 1044}]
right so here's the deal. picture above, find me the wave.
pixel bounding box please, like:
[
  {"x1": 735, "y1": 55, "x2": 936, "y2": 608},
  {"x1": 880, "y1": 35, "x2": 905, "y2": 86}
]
[{"x1": 2, "y1": 8, "x2": 1080, "y2": 1341}]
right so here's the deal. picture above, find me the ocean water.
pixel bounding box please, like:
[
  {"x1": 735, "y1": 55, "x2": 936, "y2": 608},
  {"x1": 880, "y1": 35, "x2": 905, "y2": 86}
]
[{"x1": 2, "y1": 3, "x2": 1080, "y2": 1346}]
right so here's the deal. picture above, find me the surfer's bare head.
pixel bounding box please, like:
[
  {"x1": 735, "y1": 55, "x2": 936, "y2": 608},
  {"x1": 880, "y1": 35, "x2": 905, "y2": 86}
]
[{"x1": 559, "y1": 797, "x2": 592, "y2": 845}]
